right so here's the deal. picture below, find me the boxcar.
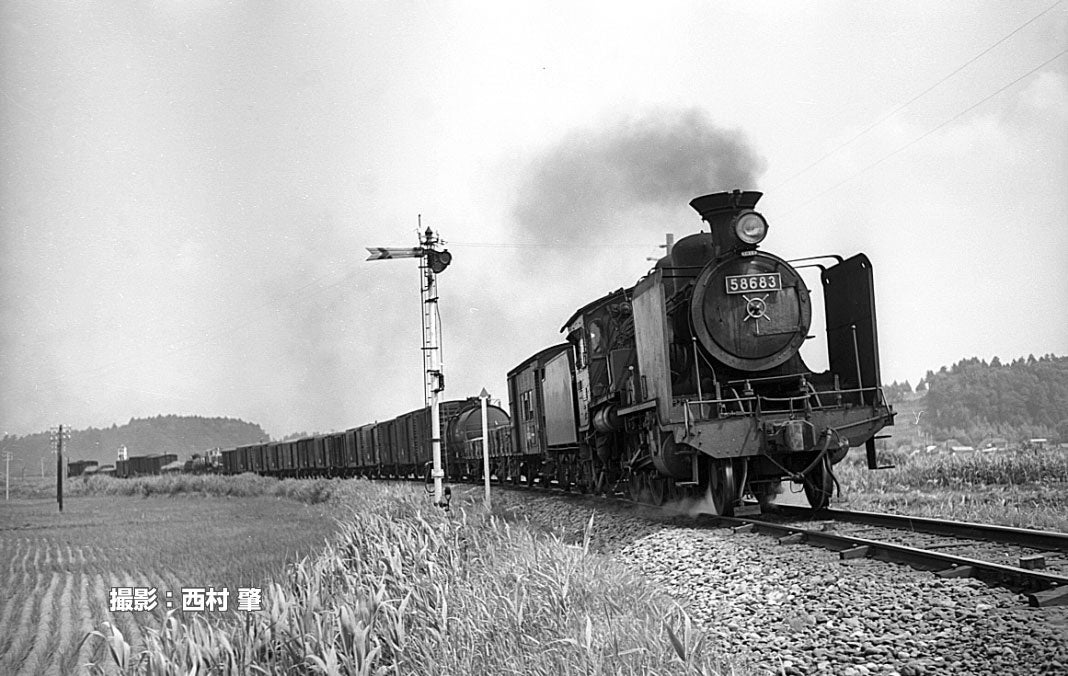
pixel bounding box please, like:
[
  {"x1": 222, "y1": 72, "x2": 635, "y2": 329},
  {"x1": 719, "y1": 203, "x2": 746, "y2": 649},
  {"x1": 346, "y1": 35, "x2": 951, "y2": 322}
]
[
  {"x1": 324, "y1": 432, "x2": 345, "y2": 475},
  {"x1": 356, "y1": 423, "x2": 376, "y2": 475},
  {"x1": 264, "y1": 441, "x2": 281, "y2": 475},
  {"x1": 68, "y1": 459, "x2": 99, "y2": 478},
  {"x1": 341, "y1": 429, "x2": 358, "y2": 476},
  {"x1": 124, "y1": 453, "x2": 180, "y2": 477}
]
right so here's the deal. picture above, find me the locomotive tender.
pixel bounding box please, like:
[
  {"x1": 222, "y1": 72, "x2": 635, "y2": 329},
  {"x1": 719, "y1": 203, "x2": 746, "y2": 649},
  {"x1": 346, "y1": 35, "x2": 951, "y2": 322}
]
[{"x1": 215, "y1": 190, "x2": 892, "y2": 514}]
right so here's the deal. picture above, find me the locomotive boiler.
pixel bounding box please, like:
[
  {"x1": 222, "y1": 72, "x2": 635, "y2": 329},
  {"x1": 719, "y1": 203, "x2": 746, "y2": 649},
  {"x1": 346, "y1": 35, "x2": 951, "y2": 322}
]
[{"x1": 511, "y1": 190, "x2": 895, "y2": 513}]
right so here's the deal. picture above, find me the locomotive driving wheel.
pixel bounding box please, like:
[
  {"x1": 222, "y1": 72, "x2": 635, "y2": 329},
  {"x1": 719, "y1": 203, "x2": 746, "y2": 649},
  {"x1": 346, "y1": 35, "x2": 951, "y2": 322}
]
[
  {"x1": 627, "y1": 471, "x2": 644, "y2": 502},
  {"x1": 804, "y1": 455, "x2": 834, "y2": 511},
  {"x1": 648, "y1": 474, "x2": 667, "y2": 506},
  {"x1": 707, "y1": 459, "x2": 739, "y2": 516}
]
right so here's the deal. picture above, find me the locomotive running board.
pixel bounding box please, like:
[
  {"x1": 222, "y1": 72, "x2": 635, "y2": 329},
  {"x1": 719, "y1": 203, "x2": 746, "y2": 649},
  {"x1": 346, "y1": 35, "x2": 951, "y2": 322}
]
[{"x1": 618, "y1": 400, "x2": 658, "y2": 416}]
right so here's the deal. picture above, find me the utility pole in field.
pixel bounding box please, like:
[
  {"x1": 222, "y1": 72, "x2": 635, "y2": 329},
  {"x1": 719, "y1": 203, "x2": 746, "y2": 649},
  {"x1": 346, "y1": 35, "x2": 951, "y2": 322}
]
[
  {"x1": 50, "y1": 425, "x2": 68, "y2": 512},
  {"x1": 1, "y1": 433, "x2": 11, "y2": 501},
  {"x1": 367, "y1": 220, "x2": 452, "y2": 507}
]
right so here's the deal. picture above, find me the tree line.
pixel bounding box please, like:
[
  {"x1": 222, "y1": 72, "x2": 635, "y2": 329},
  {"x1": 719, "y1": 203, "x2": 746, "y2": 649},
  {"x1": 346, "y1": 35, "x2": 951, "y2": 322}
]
[
  {"x1": 1, "y1": 415, "x2": 269, "y2": 473},
  {"x1": 884, "y1": 354, "x2": 1068, "y2": 446}
]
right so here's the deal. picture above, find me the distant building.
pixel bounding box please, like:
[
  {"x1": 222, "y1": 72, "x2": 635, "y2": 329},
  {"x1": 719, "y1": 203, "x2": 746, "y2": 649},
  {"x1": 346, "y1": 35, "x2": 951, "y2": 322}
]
[
  {"x1": 67, "y1": 460, "x2": 99, "y2": 478},
  {"x1": 978, "y1": 437, "x2": 1009, "y2": 452},
  {"x1": 942, "y1": 439, "x2": 972, "y2": 453}
]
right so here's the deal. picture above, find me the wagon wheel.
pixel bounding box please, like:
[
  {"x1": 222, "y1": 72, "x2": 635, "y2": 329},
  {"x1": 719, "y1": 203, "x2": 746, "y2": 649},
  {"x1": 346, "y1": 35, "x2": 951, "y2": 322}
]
[
  {"x1": 804, "y1": 455, "x2": 834, "y2": 511},
  {"x1": 648, "y1": 474, "x2": 667, "y2": 506},
  {"x1": 575, "y1": 461, "x2": 591, "y2": 494},
  {"x1": 627, "y1": 471, "x2": 644, "y2": 502},
  {"x1": 558, "y1": 464, "x2": 571, "y2": 492},
  {"x1": 707, "y1": 460, "x2": 737, "y2": 516},
  {"x1": 593, "y1": 466, "x2": 611, "y2": 495}
]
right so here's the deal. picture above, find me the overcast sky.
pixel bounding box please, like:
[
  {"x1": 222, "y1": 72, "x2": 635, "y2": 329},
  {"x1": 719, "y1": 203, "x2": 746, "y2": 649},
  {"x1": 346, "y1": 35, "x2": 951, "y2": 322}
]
[{"x1": 2, "y1": 1, "x2": 1065, "y2": 440}]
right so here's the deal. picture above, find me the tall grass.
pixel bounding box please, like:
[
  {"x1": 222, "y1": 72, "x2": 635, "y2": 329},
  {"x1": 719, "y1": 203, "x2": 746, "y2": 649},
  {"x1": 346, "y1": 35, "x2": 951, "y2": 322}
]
[
  {"x1": 839, "y1": 447, "x2": 1068, "y2": 491},
  {"x1": 835, "y1": 448, "x2": 1068, "y2": 530},
  {"x1": 86, "y1": 482, "x2": 736, "y2": 675}
]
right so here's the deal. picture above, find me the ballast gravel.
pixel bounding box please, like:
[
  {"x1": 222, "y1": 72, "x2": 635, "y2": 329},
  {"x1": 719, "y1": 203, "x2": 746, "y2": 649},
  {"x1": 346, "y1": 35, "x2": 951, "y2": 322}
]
[{"x1": 482, "y1": 489, "x2": 1068, "y2": 676}]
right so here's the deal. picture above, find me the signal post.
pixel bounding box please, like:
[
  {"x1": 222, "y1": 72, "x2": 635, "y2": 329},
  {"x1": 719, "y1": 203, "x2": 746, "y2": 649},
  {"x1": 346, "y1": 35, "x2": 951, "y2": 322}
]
[
  {"x1": 367, "y1": 223, "x2": 452, "y2": 507},
  {"x1": 480, "y1": 388, "x2": 491, "y2": 509}
]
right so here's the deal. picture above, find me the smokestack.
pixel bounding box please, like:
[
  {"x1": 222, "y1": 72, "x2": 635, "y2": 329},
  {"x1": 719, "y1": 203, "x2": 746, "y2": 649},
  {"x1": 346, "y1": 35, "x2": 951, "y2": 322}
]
[
  {"x1": 689, "y1": 190, "x2": 763, "y2": 251},
  {"x1": 689, "y1": 189, "x2": 762, "y2": 221}
]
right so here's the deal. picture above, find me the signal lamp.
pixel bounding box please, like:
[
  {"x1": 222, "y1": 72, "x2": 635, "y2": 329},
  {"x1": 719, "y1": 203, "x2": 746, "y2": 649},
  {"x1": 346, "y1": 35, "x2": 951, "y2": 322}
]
[
  {"x1": 733, "y1": 211, "x2": 768, "y2": 245},
  {"x1": 428, "y1": 250, "x2": 452, "y2": 273}
]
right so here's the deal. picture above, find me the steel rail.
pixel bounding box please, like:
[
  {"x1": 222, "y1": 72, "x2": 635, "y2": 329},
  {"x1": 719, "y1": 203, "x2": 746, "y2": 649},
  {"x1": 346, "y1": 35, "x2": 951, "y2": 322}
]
[
  {"x1": 703, "y1": 514, "x2": 1068, "y2": 606},
  {"x1": 481, "y1": 485, "x2": 1068, "y2": 606},
  {"x1": 771, "y1": 504, "x2": 1068, "y2": 552}
]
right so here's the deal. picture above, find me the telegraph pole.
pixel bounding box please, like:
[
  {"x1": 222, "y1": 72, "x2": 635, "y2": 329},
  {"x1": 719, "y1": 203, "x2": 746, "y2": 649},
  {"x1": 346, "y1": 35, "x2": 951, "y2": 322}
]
[
  {"x1": 367, "y1": 221, "x2": 452, "y2": 507},
  {"x1": 50, "y1": 425, "x2": 67, "y2": 512},
  {"x1": 4, "y1": 451, "x2": 11, "y2": 501}
]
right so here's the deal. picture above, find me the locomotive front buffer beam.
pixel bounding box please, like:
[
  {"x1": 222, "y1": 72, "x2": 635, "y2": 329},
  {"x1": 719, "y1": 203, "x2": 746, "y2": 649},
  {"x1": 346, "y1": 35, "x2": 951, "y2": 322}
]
[{"x1": 646, "y1": 403, "x2": 891, "y2": 482}]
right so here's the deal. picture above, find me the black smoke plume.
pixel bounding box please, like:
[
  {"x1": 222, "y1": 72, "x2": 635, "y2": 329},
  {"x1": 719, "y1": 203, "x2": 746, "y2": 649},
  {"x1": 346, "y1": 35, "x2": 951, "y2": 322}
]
[{"x1": 512, "y1": 107, "x2": 767, "y2": 249}]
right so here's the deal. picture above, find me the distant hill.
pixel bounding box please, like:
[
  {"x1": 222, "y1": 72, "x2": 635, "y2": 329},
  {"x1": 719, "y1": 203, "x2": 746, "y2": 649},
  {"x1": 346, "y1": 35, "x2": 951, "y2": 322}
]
[
  {"x1": 884, "y1": 354, "x2": 1068, "y2": 447},
  {"x1": 0, "y1": 415, "x2": 268, "y2": 477}
]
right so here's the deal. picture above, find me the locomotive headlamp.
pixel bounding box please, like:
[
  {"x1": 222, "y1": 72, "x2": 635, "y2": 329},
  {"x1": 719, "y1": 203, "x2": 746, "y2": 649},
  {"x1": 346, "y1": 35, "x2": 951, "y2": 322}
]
[{"x1": 734, "y1": 211, "x2": 768, "y2": 245}]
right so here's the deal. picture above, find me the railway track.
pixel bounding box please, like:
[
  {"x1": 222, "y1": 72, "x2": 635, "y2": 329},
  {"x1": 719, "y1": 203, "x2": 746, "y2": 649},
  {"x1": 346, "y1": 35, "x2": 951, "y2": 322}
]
[
  {"x1": 699, "y1": 504, "x2": 1068, "y2": 607},
  {"x1": 483, "y1": 480, "x2": 1068, "y2": 607}
]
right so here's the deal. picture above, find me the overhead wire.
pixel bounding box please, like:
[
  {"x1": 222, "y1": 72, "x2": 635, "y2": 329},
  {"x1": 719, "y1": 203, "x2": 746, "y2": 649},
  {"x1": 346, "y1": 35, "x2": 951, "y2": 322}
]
[
  {"x1": 770, "y1": 0, "x2": 1065, "y2": 193},
  {"x1": 779, "y1": 47, "x2": 1068, "y2": 218}
]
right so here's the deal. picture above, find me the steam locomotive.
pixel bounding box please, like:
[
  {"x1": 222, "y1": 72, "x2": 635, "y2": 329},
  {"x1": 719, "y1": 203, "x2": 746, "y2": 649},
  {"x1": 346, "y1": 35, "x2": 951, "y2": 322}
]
[
  {"x1": 496, "y1": 190, "x2": 895, "y2": 513},
  {"x1": 217, "y1": 190, "x2": 894, "y2": 514}
]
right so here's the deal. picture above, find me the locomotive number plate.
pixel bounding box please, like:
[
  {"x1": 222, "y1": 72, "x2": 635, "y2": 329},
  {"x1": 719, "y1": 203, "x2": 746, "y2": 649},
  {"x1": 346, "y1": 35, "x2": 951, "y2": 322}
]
[{"x1": 725, "y1": 273, "x2": 781, "y2": 294}]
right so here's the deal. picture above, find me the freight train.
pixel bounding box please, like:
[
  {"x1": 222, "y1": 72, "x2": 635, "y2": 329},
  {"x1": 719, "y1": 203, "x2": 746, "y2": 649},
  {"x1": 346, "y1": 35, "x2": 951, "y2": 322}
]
[
  {"x1": 215, "y1": 190, "x2": 894, "y2": 513},
  {"x1": 217, "y1": 398, "x2": 512, "y2": 483}
]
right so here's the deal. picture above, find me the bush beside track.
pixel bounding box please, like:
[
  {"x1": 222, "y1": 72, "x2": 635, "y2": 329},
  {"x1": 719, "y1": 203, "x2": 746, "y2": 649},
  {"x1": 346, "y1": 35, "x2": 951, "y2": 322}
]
[{"x1": 11, "y1": 473, "x2": 339, "y2": 504}]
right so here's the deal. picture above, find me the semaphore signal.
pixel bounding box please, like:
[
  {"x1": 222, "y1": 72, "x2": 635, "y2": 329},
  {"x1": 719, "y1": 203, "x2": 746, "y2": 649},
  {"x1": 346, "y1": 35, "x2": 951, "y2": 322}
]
[{"x1": 367, "y1": 220, "x2": 453, "y2": 508}]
